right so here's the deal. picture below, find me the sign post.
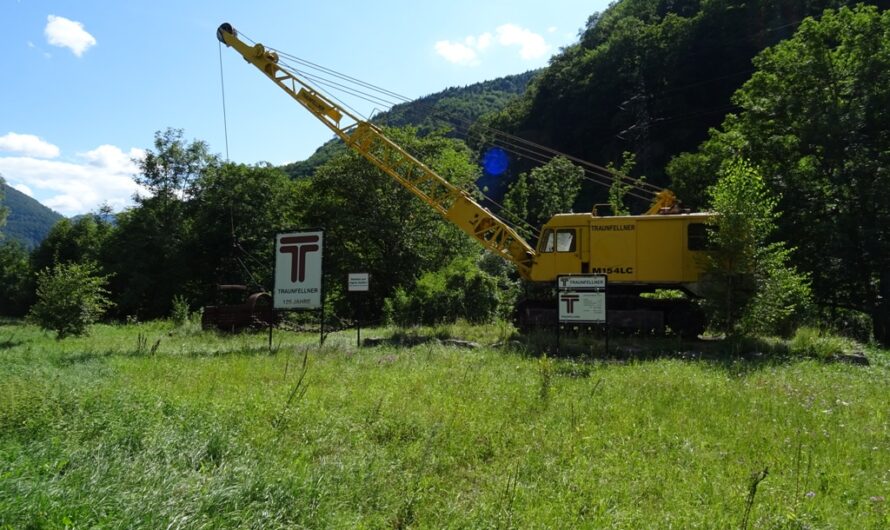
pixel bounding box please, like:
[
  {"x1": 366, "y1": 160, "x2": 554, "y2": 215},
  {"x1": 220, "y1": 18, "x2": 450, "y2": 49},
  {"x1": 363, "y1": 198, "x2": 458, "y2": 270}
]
[
  {"x1": 348, "y1": 273, "x2": 369, "y2": 347},
  {"x1": 274, "y1": 230, "x2": 324, "y2": 346},
  {"x1": 556, "y1": 275, "x2": 607, "y2": 355}
]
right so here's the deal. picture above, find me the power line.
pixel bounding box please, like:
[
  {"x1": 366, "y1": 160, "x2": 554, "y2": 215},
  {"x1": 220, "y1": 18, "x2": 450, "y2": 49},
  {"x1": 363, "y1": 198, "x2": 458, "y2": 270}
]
[
  {"x1": 270, "y1": 58, "x2": 543, "y2": 232},
  {"x1": 276, "y1": 59, "x2": 370, "y2": 122},
  {"x1": 270, "y1": 47, "x2": 412, "y2": 103},
  {"x1": 218, "y1": 41, "x2": 230, "y2": 161},
  {"x1": 244, "y1": 31, "x2": 692, "y2": 231},
  {"x1": 272, "y1": 44, "x2": 658, "y2": 197}
]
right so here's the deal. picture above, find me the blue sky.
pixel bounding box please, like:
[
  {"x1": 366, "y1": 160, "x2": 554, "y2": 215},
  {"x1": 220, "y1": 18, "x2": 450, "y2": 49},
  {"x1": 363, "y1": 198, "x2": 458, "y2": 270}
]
[{"x1": 0, "y1": 0, "x2": 607, "y2": 216}]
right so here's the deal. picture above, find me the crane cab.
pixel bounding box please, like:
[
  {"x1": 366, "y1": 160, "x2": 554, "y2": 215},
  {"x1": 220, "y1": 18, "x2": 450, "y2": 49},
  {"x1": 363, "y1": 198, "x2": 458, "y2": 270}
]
[{"x1": 529, "y1": 212, "x2": 712, "y2": 293}]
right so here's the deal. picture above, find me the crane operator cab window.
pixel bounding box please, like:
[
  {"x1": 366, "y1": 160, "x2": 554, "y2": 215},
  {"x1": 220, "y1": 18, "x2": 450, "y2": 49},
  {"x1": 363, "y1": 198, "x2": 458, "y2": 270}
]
[
  {"x1": 687, "y1": 223, "x2": 712, "y2": 251},
  {"x1": 540, "y1": 229, "x2": 576, "y2": 253}
]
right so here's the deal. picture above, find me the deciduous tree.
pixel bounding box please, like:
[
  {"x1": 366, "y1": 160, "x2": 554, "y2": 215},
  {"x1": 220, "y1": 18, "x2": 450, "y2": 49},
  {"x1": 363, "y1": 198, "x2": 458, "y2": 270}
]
[
  {"x1": 701, "y1": 159, "x2": 812, "y2": 336},
  {"x1": 0, "y1": 241, "x2": 31, "y2": 316},
  {"x1": 185, "y1": 162, "x2": 302, "y2": 305},
  {"x1": 502, "y1": 156, "x2": 584, "y2": 241},
  {"x1": 303, "y1": 127, "x2": 479, "y2": 321},
  {"x1": 670, "y1": 6, "x2": 890, "y2": 343},
  {"x1": 106, "y1": 129, "x2": 217, "y2": 318},
  {"x1": 0, "y1": 174, "x2": 8, "y2": 236}
]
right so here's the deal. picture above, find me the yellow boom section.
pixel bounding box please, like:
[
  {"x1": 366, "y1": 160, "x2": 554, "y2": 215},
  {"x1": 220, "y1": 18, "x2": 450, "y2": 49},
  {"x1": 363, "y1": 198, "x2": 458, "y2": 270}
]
[{"x1": 217, "y1": 23, "x2": 535, "y2": 278}]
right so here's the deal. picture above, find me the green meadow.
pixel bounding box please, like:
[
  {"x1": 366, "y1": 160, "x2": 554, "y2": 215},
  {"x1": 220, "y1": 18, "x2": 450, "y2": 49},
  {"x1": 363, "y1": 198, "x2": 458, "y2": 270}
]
[{"x1": 1, "y1": 321, "x2": 888, "y2": 529}]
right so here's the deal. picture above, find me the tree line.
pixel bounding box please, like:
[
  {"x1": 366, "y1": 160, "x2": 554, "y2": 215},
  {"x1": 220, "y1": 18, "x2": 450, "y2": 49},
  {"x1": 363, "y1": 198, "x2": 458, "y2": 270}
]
[{"x1": 0, "y1": 127, "x2": 505, "y2": 328}]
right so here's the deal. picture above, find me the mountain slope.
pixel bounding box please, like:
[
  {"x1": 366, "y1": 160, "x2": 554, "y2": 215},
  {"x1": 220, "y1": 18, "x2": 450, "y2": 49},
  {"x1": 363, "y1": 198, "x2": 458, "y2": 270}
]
[
  {"x1": 281, "y1": 70, "x2": 539, "y2": 179},
  {"x1": 1, "y1": 184, "x2": 64, "y2": 248},
  {"x1": 485, "y1": 0, "x2": 890, "y2": 208}
]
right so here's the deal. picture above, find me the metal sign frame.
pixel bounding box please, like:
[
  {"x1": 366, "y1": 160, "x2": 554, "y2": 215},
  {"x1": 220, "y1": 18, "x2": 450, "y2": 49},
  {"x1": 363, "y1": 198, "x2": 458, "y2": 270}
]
[
  {"x1": 347, "y1": 272, "x2": 369, "y2": 347},
  {"x1": 557, "y1": 274, "x2": 607, "y2": 324},
  {"x1": 270, "y1": 228, "x2": 327, "y2": 348},
  {"x1": 274, "y1": 229, "x2": 324, "y2": 310},
  {"x1": 555, "y1": 274, "x2": 608, "y2": 355}
]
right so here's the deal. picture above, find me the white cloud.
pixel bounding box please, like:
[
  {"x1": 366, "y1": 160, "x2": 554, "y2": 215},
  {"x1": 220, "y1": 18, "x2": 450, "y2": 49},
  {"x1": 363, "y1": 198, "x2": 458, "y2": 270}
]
[
  {"x1": 435, "y1": 24, "x2": 550, "y2": 66},
  {"x1": 0, "y1": 132, "x2": 60, "y2": 159},
  {"x1": 44, "y1": 15, "x2": 96, "y2": 57},
  {"x1": 434, "y1": 40, "x2": 479, "y2": 66},
  {"x1": 467, "y1": 32, "x2": 493, "y2": 51},
  {"x1": 44, "y1": 194, "x2": 84, "y2": 214},
  {"x1": 0, "y1": 144, "x2": 145, "y2": 216},
  {"x1": 81, "y1": 144, "x2": 145, "y2": 169},
  {"x1": 495, "y1": 24, "x2": 550, "y2": 60},
  {"x1": 12, "y1": 183, "x2": 33, "y2": 197}
]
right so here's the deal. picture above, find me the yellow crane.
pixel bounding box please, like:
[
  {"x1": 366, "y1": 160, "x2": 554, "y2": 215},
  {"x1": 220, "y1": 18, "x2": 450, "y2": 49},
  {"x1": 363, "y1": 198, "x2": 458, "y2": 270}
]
[{"x1": 217, "y1": 23, "x2": 712, "y2": 333}]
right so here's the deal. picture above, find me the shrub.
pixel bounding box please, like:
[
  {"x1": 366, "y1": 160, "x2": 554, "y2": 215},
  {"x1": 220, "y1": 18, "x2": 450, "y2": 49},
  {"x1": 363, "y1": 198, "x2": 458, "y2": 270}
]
[
  {"x1": 741, "y1": 249, "x2": 814, "y2": 337},
  {"x1": 823, "y1": 308, "x2": 873, "y2": 343},
  {"x1": 28, "y1": 262, "x2": 113, "y2": 338},
  {"x1": 701, "y1": 159, "x2": 813, "y2": 337},
  {"x1": 171, "y1": 295, "x2": 191, "y2": 326},
  {"x1": 640, "y1": 289, "x2": 686, "y2": 300},
  {"x1": 478, "y1": 251, "x2": 521, "y2": 323},
  {"x1": 788, "y1": 327, "x2": 858, "y2": 359},
  {"x1": 384, "y1": 256, "x2": 501, "y2": 326}
]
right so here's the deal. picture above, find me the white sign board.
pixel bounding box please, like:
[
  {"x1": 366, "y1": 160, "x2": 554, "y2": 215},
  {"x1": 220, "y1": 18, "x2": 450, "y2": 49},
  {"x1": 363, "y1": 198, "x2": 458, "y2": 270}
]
[
  {"x1": 558, "y1": 275, "x2": 606, "y2": 291},
  {"x1": 274, "y1": 230, "x2": 323, "y2": 310},
  {"x1": 559, "y1": 291, "x2": 606, "y2": 323},
  {"x1": 348, "y1": 273, "x2": 369, "y2": 292}
]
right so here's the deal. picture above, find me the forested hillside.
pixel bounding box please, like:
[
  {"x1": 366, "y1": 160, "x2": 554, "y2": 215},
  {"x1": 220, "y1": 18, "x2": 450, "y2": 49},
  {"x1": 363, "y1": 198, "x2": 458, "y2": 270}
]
[
  {"x1": 282, "y1": 71, "x2": 538, "y2": 179},
  {"x1": 667, "y1": 5, "x2": 890, "y2": 342},
  {"x1": 0, "y1": 183, "x2": 63, "y2": 248},
  {"x1": 484, "y1": 0, "x2": 890, "y2": 209}
]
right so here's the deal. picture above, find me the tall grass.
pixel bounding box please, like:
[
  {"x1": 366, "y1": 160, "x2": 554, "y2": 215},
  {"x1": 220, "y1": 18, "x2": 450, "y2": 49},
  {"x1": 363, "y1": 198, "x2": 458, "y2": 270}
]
[
  {"x1": 0, "y1": 320, "x2": 887, "y2": 528},
  {"x1": 789, "y1": 326, "x2": 861, "y2": 359}
]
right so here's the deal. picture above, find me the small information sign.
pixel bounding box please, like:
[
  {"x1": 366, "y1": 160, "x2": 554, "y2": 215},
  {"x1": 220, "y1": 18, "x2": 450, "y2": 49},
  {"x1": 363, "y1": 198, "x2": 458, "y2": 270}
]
[
  {"x1": 348, "y1": 273, "x2": 369, "y2": 292},
  {"x1": 556, "y1": 274, "x2": 607, "y2": 324},
  {"x1": 559, "y1": 291, "x2": 606, "y2": 324}
]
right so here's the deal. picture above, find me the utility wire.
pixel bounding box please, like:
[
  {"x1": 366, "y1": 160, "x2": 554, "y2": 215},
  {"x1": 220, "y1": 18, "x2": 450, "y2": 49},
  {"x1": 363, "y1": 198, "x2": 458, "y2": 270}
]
[
  {"x1": 275, "y1": 67, "x2": 651, "y2": 226},
  {"x1": 270, "y1": 47, "x2": 412, "y2": 103},
  {"x1": 218, "y1": 41, "x2": 230, "y2": 161},
  {"x1": 251, "y1": 32, "x2": 677, "y2": 231},
  {"x1": 276, "y1": 59, "x2": 370, "y2": 122},
  {"x1": 289, "y1": 67, "x2": 402, "y2": 108},
  {"x1": 275, "y1": 48, "x2": 658, "y2": 197}
]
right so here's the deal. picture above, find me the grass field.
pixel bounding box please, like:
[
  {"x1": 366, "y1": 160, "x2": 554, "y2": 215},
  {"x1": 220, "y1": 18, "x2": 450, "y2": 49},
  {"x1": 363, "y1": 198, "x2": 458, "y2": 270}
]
[{"x1": 1, "y1": 320, "x2": 888, "y2": 528}]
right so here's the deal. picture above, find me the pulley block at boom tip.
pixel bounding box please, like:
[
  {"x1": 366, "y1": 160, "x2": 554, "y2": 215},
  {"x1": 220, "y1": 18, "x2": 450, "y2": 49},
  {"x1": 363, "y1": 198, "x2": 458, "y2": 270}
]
[{"x1": 217, "y1": 23, "x2": 236, "y2": 44}]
